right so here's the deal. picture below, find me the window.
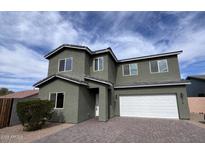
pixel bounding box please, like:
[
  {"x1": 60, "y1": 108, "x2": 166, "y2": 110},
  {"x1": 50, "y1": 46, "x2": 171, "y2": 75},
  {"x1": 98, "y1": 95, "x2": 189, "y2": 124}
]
[
  {"x1": 123, "y1": 64, "x2": 130, "y2": 76},
  {"x1": 150, "y1": 59, "x2": 168, "y2": 73},
  {"x1": 150, "y1": 61, "x2": 158, "y2": 73},
  {"x1": 49, "y1": 92, "x2": 64, "y2": 109},
  {"x1": 59, "y1": 59, "x2": 65, "y2": 72},
  {"x1": 158, "y1": 60, "x2": 168, "y2": 72},
  {"x1": 58, "y1": 57, "x2": 73, "y2": 72},
  {"x1": 123, "y1": 63, "x2": 138, "y2": 76},
  {"x1": 93, "y1": 57, "x2": 104, "y2": 71}
]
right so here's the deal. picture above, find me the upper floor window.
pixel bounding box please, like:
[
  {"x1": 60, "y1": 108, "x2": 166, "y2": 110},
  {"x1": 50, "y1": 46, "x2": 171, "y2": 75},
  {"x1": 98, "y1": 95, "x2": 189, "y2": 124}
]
[
  {"x1": 58, "y1": 57, "x2": 73, "y2": 72},
  {"x1": 93, "y1": 57, "x2": 104, "y2": 72},
  {"x1": 49, "y1": 92, "x2": 64, "y2": 109},
  {"x1": 123, "y1": 63, "x2": 138, "y2": 76},
  {"x1": 150, "y1": 59, "x2": 168, "y2": 73}
]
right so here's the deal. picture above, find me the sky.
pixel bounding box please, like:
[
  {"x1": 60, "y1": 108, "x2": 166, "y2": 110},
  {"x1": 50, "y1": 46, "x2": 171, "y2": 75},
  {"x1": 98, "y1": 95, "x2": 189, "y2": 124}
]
[{"x1": 0, "y1": 11, "x2": 205, "y2": 92}]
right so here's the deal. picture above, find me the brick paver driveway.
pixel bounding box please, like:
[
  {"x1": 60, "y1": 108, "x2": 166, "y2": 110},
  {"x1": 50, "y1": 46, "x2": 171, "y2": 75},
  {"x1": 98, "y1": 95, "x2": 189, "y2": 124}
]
[{"x1": 34, "y1": 117, "x2": 205, "y2": 143}]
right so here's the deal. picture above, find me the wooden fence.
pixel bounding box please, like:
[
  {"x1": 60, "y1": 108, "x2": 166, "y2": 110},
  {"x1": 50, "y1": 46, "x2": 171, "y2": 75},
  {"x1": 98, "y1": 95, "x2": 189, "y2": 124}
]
[{"x1": 0, "y1": 98, "x2": 13, "y2": 128}]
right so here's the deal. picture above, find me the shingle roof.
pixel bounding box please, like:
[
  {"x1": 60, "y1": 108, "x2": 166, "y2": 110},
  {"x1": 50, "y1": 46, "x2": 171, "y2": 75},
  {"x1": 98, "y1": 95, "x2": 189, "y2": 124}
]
[
  {"x1": 186, "y1": 75, "x2": 205, "y2": 81},
  {"x1": 114, "y1": 80, "x2": 190, "y2": 89},
  {"x1": 44, "y1": 44, "x2": 92, "y2": 59},
  {"x1": 44, "y1": 44, "x2": 182, "y2": 63},
  {"x1": 84, "y1": 76, "x2": 113, "y2": 86},
  {"x1": 0, "y1": 90, "x2": 38, "y2": 98},
  {"x1": 33, "y1": 74, "x2": 88, "y2": 87},
  {"x1": 118, "y1": 50, "x2": 182, "y2": 62}
]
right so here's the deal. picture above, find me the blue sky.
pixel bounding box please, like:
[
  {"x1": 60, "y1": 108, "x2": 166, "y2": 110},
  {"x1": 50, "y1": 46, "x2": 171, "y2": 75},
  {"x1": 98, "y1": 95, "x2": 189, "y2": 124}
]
[{"x1": 0, "y1": 12, "x2": 205, "y2": 91}]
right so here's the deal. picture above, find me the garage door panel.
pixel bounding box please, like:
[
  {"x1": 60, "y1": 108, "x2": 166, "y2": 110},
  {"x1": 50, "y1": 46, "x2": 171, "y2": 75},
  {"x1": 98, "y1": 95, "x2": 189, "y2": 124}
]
[{"x1": 119, "y1": 94, "x2": 179, "y2": 119}]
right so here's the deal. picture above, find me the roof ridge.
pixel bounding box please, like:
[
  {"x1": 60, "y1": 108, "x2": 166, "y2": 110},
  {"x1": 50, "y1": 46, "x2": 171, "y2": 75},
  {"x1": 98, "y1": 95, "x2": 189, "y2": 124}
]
[
  {"x1": 44, "y1": 44, "x2": 182, "y2": 62},
  {"x1": 93, "y1": 47, "x2": 110, "y2": 52},
  {"x1": 118, "y1": 50, "x2": 182, "y2": 62}
]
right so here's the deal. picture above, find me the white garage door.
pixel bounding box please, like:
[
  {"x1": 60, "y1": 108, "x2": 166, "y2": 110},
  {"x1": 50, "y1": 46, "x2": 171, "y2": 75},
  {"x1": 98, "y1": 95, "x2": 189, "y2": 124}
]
[{"x1": 119, "y1": 94, "x2": 179, "y2": 119}]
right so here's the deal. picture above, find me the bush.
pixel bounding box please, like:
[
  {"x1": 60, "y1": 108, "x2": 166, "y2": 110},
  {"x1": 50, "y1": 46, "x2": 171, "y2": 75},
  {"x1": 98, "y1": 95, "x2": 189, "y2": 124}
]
[{"x1": 17, "y1": 99, "x2": 54, "y2": 131}]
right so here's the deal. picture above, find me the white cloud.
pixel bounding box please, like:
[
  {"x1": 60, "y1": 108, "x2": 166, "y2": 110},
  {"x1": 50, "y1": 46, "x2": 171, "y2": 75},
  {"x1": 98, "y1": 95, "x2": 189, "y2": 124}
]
[
  {"x1": 0, "y1": 12, "x2": 80, "y2": 49},
  {"x1": 0, "y1": 44, "x2": 48, "y2": 91},
  {"x1": 84, "y1": 31, "x2": 157, "y2": 59},
  {"x1": 167, "y1": 14, "x2": 205, "y2": 73},
  {"x1": 89, "y1": 12, "x2": 205, "y2": 77},
  {"x1": 0, "y1": 12, "x2": 205, "y2": 91},
  {"x1": 0, "y1": 12, "x2": 83, "y2": 91}
]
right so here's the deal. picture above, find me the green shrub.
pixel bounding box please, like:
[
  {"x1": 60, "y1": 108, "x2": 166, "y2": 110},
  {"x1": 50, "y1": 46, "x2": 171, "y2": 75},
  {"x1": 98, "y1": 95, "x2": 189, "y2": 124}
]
[{"x1": 17, "y1": 99, "x2": 54, "y2": 131}]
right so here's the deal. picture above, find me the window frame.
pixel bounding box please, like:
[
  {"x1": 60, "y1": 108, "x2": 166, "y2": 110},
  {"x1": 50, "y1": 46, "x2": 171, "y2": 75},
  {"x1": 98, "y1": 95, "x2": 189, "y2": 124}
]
[
  {"x1": 149, "y1": 59, "x2": 168, "y2": 74},
  {"x1": 49, "y1": 92, "x2": 65, "y2": 109},
  {"x1": 122, "y1": 63, "x2": 138, "y2": 76},
  {"x1": 93, "y1": 57, "x2": 104, "y2": 72},
  {"x1": 58, "y1": 57, "x2": 73, "y2": 72}
]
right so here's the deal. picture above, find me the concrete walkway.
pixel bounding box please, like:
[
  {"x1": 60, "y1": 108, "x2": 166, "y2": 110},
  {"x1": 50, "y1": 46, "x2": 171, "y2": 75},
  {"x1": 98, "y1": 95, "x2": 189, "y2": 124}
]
[{"x1": 34, "y1": 117, "x2": 205, "y2": 143}]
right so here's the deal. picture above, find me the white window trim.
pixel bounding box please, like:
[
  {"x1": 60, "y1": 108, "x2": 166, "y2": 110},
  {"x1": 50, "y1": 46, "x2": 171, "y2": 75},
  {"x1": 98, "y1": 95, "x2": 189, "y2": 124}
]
[
  {"x1": 49, "y1": 92, "x2": 65, "y2": 109},
  {"x1": 58, "y1": 57, "x2": 73, "y2": 72},
  {"x1": 122, "y1": 63, "x2": 138, "y2": 76},
  {"x1": 93, "y1": 57, "x2": 104, "y2": 72},
  {"x1": 149, "y1": 59, "x2": 168, "y2": 74}
]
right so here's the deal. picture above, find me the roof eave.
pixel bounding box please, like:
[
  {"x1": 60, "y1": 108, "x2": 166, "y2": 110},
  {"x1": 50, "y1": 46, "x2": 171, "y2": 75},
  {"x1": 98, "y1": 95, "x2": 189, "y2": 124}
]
[
  {"x1": 33, "y1": 75, "x2": 88, "y2": 87},
  {"x1": 186, "y1": 76, "x2": 205, "y2": 81},
  {"x1": 84, "y1": 76, "x2": 113, "y2": 86},
  {"x1": 118, "y1": 50, "x2": 183, "y2": 63},
  {"x1": 114, "y1": 81, "x2": 190, "y2": 89}
]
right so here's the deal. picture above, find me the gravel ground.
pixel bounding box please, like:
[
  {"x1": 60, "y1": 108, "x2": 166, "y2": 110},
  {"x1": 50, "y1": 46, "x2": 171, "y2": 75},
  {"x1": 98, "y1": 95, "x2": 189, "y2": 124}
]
[
  {"x1": 35, "y1": 117, "x2": 205, "y2": 143},
  {"x1": 0, "y1": 122, "x2": 74, "y2": 143}
]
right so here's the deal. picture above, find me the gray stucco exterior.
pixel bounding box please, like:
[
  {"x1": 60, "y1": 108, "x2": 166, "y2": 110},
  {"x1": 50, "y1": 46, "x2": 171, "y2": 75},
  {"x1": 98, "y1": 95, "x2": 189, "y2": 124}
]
[
  {"x1": 116, "y1": 55, "x2": 181, "y2": 85},
  {"x1": 48, "y1": 49, "x2": 88, "y2": 80},
  {"x1": 35, "y1": 44, "x2": 190, "y2": 123},
  {"x1": 39, "y1": 79, "x2": 81, "y2": 123}
]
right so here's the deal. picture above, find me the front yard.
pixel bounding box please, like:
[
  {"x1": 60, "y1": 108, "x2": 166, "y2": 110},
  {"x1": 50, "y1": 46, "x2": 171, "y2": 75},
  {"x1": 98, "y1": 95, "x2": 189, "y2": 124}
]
[{"x1": 0, "y1": 122, "x2": 74, "y2": 143}]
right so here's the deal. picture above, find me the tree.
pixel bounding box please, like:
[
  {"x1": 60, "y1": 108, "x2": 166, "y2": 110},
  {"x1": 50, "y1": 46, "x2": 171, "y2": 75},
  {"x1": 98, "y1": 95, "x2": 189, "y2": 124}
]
[{"x1": 0, "y1": 88, "x2": 14, "y2": 96}]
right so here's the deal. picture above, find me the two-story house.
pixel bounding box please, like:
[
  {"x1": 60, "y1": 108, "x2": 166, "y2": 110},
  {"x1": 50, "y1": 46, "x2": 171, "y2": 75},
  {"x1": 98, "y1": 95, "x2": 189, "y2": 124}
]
[{"x1": 34, "y1": 44, "x2": 190, "y2": 123}]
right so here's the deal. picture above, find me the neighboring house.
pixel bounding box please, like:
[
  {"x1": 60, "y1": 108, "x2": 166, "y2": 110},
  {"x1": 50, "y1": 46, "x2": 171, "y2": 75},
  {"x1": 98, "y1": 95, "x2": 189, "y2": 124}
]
[
  {"x1": 186, "y1": 75, "x2": 205, "y2": 97},
  {"x1": 0, "y1": 90, "x2": 39, "y2": 126},
  {"x1": 34, "y1": 44, "x2": 190, "y2": 123}
]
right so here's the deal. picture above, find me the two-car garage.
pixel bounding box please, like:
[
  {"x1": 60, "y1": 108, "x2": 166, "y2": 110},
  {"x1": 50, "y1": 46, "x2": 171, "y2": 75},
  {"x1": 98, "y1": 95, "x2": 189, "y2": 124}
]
[
  {"x1": 119, "y1": 94, "x2": 179, "y2": 119},
  {"x1": 115, "y1": 85, "x2": 190, "y2": 120}
]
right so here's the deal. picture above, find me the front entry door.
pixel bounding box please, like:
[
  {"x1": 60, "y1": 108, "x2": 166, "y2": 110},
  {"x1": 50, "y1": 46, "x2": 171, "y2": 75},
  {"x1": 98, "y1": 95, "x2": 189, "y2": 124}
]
[{"x1": 95, "y1": 93, "x2": 99, "y2": 117}]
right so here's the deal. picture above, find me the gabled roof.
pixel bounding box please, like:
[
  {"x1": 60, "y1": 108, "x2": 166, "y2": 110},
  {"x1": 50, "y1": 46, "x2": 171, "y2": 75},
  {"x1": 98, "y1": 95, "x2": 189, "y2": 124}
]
[
  {"x1": 114, "y1": 80, "x2": 190, "y2": 89},
  {"x1": 186, "y1": 75, "x2": 205, "y2": 81},
  {"x1": 84, "y1": 76, "x2": 113, "y2": 86},
  {"x1": 44, "y1": 44, "x2": 182, "y2": 63},
  {"x1": 44, "y1": 44, "x2": 92, "y2": 59},
  {"x1": 93, "y1": 47, "x2": 118, "y2": 62},
  {"x1": 0, "y1": 90, "x2": 38, "y2": 98},
  {"x1": 33, "y1": 74, "x2": 88, "y2": 87}
]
